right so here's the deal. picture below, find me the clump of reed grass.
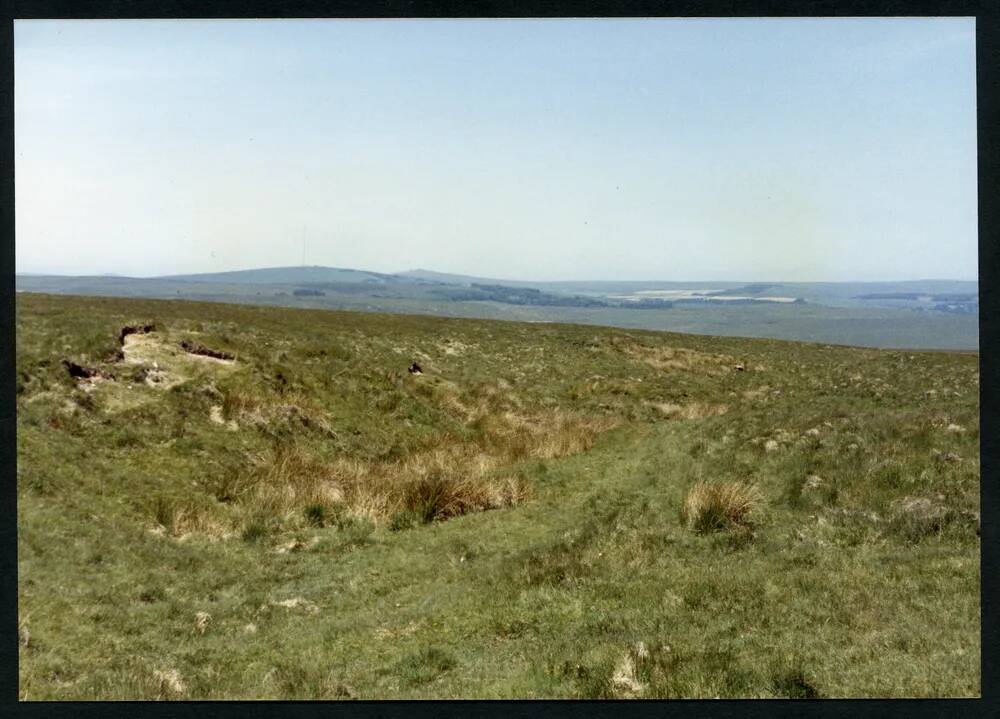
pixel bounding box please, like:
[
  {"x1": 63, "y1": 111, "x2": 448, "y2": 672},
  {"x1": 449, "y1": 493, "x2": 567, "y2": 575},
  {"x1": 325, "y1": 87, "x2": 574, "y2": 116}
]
[{"x1": 681, "y1": 481, "x2": 762, "y2": 534}]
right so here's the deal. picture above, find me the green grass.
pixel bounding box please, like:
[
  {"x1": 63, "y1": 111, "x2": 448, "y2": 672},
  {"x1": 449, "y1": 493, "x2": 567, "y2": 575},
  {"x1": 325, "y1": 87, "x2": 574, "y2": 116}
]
[
  {"x1": 15, "y1": 273, "x2": 979, "y2": 350},
  {"x1": 16, "y1": 292, "x2": 980, "y2": 699}
]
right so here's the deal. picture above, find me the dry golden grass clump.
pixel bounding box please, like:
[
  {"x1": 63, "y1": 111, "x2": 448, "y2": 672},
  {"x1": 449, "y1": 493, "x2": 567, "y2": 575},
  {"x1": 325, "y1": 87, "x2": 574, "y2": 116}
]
[
  {"x1": 152, "y1": 668, "x2": 187, "y2": 699},
  {"x1": 167, "y1": 506, "x2": 235, "y2": 540},
  {"x1": 330, "y1": 443, "x2": 531, "y2": 524},
  {"x1": 681, "y1": 481, "x2": 763, "y2": 534},
  {"x1": 476, "y1": 409, "x2": 617, "y2": 460},
  {"x1": 649, "y1": 402, "x2": 728, "y2": 420},
  {"x1": 220, "y1": 388, "x2": 331, "y2": 432},
  {"x1": 616, "y1": 341, "x2": 736, "y2": 376},
  {"x1": 396, "y1": 472, "x2": 529, "y2": 523},
  {"x1": 160, "y1": 397, "x2": 612, "y2": 539},
  {"x1": 244, "y1": 444, "x2": 346, "y2": 517},
  {"x1": 206, "y1": 439, "x2": 534, "y2": 534}
]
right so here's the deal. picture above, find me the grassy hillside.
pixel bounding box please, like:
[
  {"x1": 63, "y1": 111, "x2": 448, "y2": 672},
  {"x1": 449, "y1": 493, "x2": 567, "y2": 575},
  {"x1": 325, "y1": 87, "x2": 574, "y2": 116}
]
[
  {"x1": 15, "y1": 273, "x2": 980, "y2": 350},
  {"x1": 16, "y1": 293, "x2": 980, "y2": 699}
]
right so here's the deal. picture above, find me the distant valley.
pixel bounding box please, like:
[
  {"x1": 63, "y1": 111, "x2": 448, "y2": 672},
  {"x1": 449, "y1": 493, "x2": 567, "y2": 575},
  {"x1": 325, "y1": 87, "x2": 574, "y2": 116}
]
[{"x1": 16, "y1": 267, "x2": 979, "y2": 350}]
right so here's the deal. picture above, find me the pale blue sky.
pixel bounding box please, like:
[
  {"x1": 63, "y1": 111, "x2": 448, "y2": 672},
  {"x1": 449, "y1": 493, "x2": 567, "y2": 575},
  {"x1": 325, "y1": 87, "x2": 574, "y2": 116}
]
[{"x1": 15, "y1": 18, "x2": 977, "y2": 281}]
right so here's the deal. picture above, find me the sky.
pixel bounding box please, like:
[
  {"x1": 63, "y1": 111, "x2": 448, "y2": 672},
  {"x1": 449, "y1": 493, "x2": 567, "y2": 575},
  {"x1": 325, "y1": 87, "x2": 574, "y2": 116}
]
[{"x1": 15, "y1": 18, "x2": 978, "y2": 282}]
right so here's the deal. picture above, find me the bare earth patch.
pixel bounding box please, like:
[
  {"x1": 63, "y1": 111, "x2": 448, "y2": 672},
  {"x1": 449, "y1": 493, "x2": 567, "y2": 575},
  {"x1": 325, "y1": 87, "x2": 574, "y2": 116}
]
[
  {"x1": 209, "y1": 404, "x2": 239, "y2": 431},
  {"x1": 123, "y1": 332, "x2": 236, "y2": 371}
]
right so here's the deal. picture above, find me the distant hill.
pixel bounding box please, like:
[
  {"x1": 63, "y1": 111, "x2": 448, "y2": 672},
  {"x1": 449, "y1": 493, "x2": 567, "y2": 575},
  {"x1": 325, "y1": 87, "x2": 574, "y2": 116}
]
[
  {"x1": 397, "y1": 268, "x2": 546, "y2": 288},
  {"x1": 164, "y1": 266, "x2": 412, "y2": 285},
  {"x1": 15, "y1": 266, "x2": 979, "y2": 350},
  {"x1": 397, "y1": 269, "x2": 751, "y2": 294}
]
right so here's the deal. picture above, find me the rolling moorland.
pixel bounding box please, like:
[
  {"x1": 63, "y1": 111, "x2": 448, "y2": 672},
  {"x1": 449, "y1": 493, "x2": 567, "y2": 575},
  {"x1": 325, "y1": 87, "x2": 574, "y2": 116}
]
[
  {"x1": 15, "y1": 267, "x2": 979, "y2": 350},
  {"x1": 16, "y1": 292, "x2": 979, "y2": 699}
]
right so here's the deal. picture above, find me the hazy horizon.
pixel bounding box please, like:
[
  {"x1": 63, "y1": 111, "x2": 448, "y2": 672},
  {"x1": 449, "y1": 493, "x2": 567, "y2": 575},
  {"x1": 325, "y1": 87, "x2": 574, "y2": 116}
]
[
  {"x1": 16, "y1": 18, "x2": 978, "y2": 282},
  {"x1": 14, "y1": 262, "x2": 979, "y2": 286}
]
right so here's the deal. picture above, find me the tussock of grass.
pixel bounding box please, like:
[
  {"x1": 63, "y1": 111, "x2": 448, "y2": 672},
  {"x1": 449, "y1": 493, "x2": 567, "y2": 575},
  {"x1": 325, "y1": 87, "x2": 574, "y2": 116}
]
[
  {"x1": 169, "y1": 506, "x2": 234, "y2": 540},
  {"x1": 888, "y1": 495, "x2": 965, "y2": 542},
  {"x1": 152, "y1": 668, "x2": 187, "y2": 699},
  {"x1": 173, "y1": 439, "x2": 535, "y2": 535},
  {"x1": 476, "y1": 410, "x2": 617, "y2": 460},
  {"x1": 400, "y1": 474, "x2": 500, "y2": 523},
  {"x1": 391, "y1": 647, "x2": 457, "y2": 687},
  {"x1": 337, "y1": 447, "x2": 532, "y2": 525},
  {"x1": 649, "y1": 401, "x2": 728, "y2": 420},
  {"x1": 682, "y1": 481, "x2": 763, "y2": 534},
  {"x1": 147, "y1": 495, "x2": 233, "y2": 540},
  {"x1": 220, "y1": 387, "x2": 332, "y2": 434},
  {"x1": 244, "y1": 444, "x2": 344, "y2": 517},
  {"x1": 614, "y1": 340, "x2": 736, "y2": 376}
]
